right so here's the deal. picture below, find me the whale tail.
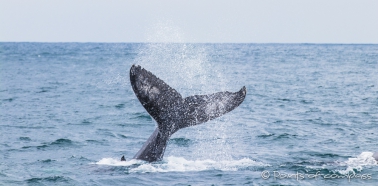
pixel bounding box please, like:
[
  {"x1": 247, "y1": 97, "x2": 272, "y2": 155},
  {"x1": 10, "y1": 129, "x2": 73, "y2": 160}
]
[{"x1": 130, "y1": 65, "x2": 246, "y2": 162}]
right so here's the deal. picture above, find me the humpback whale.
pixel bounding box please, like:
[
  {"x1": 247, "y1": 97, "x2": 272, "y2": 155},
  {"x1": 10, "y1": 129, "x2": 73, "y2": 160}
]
[
  {"x1": 127, "y1": 65, "x2": 246, "y2": 162},
  {"x1": 373, "y1": 152, "x2": 378, "y2": 162}
]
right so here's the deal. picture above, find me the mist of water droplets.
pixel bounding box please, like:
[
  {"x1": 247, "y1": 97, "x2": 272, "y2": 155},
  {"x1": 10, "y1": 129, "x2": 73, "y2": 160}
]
[{"x1": 134, "y1": 21, "x2": 236, "y2": 161}]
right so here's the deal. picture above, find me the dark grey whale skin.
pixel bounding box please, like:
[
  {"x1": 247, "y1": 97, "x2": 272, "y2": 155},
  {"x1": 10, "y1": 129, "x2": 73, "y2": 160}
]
[
  {"x1": 129, "y1": 65, "x2": 246, "y2": 162},
  {"x1": 373, "y1": 152, "x2": 378, "y2": 162}
]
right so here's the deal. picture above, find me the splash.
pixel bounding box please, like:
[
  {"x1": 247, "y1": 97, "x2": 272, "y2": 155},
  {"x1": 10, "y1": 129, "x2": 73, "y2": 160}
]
[
  {"x1": 95, "y1": 158, "x2": 144, "y2": 167},
  {"x1": 337, "y1": 152, "x2": 377, "y2": 174},
  {"x1": 134, "y1": 21, "x2": 236, "y2": 161},
  {"x1": 94, "y1": 156, "x2": 267, "y2": 173},
  {"x1": 134, "y1": 43, "x2": 213, "y2": 97},
  {"x1": 101, "y1": 72, "x2": 130, "y2": 88},
  {"x1": 135, "y1": 21, "x2": 229, "y2": 96}
]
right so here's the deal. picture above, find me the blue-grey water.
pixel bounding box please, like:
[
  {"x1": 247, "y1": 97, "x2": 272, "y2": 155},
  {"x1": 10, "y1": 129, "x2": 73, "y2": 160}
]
[{"x1": 0, "y1": 42, "x2": 377, "y2": 185}]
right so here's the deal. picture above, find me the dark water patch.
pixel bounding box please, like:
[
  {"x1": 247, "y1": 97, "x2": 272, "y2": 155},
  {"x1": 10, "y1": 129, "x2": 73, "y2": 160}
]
[
  {"x1": 26, "y1": 176, "x2": 75, "y2": 185},
  {"x1": 115, "y1": 103, "x2": 125, "y2": 109},
  {"x1": 24, "y1": 145, "x2": 46, "y2": 150},
  {"x1": 85, "y1": 139, "x2": 100, "y2": 143},
  {"x1": 39, "y1": 52, "x2": 52, "y2": 56},
  {"x1": 99, "y1": 104, "x2": 113, "y2": 109},
  {"x1": 19, "y1": 137, "x2": 31, "y2": 141},
  {"x1": 69, "y1": 155, "x2": 92, "y2": 163},
  {"x1": 278, "y1": 104, "x2": 285, "y2": 108},
  {"x1": 2, "y1": 143, "x2": 11, "y2": 148},
  {"x1": 0, "y1": 172, "x2": 6, "y2": 177},
  {"x1": 36, "y1": 86, "x2": 58, "y2": 94},
  {"x1": 300, "y1": 100, "x2": 313, "y2": 104},
  {"x1": 2, "y1": 98, "x2": 14, "y2": 102},
  {"x1": 309, "y1": 152, "x2": 343, "y2": 159},
  {"x1": 276, "y1": 98, "x2": 293, "y2": 102},
  {"x1": 38, "y1": 159, "x2": 56, "y2": 163},
  {"x1": 359, "y1": 111, "x2": 371, "y2": 116},
  {"x1": 22, "y1": 145, "x2": 35, "y2": 149},
  {"x1": 50, "y1": 138, "x2": 73, "y2": 146},
  {"x1": 36, "y1": 89, "x2": 49, "y2": 93},
  {"x1": 81, "y1": 119, "x2": 92, "y2": 125},
  {"x1": 257, "y1": 134, "x2": 275, "y2": 138},
  {"x1": 22, "y1": 139, "x2": 77, "y2": 150},
  {"x1": 117, "y1": 134, "x2": 129, "y2": 139},
  {"x1": 362, "y1": 97, "x2": 373, "y2": 102},
  {"x1": 335, "y1": 127, "x2": 345, "y2": 131},
  {"x1": 274, "y1": 133, "x2": 298, "y2": 140},
  {"x1": 85, "y1": 139, "x2": 107, "y2": 145},
  {"x1": 36, "y1": 88, "x2": 52, "y2": 93},
  {"x1": 320, "y1": 139, "x2": 336, "y2": 145},
  {"x1": 169, "y1": 138, "x2": 192, "y2": 147}
]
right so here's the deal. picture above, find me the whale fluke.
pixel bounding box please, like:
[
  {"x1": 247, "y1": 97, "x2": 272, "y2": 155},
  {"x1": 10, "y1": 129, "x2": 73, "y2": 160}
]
[{"x1": 129, "y1": 65, "x2": 246, "y2": 162}]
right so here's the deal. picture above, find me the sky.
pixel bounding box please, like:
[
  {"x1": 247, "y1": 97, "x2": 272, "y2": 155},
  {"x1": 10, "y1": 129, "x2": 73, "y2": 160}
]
[{"x1": 1, "y1": 0, "x2": 378, "y2": 43}]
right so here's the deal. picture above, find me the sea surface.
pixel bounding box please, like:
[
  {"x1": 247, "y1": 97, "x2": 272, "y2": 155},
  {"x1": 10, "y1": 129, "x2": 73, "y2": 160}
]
[{"x1": 0, "y1": 42, "x2": 377, "y2": 185}]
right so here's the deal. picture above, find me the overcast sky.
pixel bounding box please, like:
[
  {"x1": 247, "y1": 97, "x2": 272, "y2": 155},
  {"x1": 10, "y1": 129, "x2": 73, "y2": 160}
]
[{"x1": 1, "y1": 0, "x2": 378, "y2": 43}]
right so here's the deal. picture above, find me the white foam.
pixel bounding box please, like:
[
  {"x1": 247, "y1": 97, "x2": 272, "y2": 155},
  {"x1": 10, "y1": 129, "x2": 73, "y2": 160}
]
[
  {"x1": 337, "y1": 152, "x2": 377, "y2": 174},
  {"x1": 95, "y1": 158, "x2": 143, "y2": 166},
  {"x1": 94, "y1": 156, "x2": 268, "y2": 173}
]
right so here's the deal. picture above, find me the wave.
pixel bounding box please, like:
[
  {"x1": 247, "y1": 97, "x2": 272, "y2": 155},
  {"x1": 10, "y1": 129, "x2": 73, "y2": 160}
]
[
  {"x1": 300, "y1": 152, "x2": 377, "y2": 176},
  {"x1": 21, "y1": 138, "x2": 77, "y2": 150},
  {"x1": 26, "y1": 176, "x2": 75, "y2": 185},
  {"x1": 337, "y1": 152, "x2": 377, "y2": 174},
  {"x1": 94, "y1": 156, "x2": 268, "y2": 173}
]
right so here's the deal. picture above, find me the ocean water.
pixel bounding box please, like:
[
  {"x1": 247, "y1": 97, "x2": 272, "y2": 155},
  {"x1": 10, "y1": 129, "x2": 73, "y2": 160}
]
[{"x1": 0, "y1": 42, "x2": 377, "y2": 185}]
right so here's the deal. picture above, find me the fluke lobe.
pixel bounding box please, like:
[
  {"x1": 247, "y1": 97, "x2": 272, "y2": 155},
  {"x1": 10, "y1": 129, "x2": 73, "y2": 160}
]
[{"x1": 128, "y1": 65, "x2": 246, "y2": 162}]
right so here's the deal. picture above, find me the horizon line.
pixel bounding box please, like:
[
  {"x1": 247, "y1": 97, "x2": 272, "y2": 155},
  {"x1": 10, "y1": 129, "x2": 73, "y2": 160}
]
[{"x1": 1, "y1": 41, "x2": 378, "y2": 45}]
